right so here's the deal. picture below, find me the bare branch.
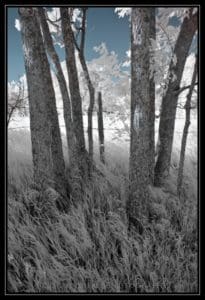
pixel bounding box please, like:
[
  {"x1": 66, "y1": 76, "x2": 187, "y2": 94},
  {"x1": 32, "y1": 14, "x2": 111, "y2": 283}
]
[
  {"x1": 46, "y1": 16, "x2": 61, "y2": 29},
  {"x1": 175, "y1": 82, "x2": 198, "y2": 95},
  {"x1": 80, "y1": 8, "x2": 87, "y2": 54},
  {"x1": 7, "y1": 80, "x2": 27, "y2": 126}
]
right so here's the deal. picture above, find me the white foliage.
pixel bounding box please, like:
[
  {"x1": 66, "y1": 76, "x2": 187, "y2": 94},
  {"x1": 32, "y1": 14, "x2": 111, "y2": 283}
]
[
  {"x1": 114, "y1": 7, "x2": 131, "y2": 18},
  {"x1": 152, "y1": 8, "x2": 183, "y2": 95},
  {"x1": 8, "y1": 76, "x2": 28, "y2": 120},
  {"x1": 193, "y1": 7, "x2": 198, "y2": 15},
  {"x1": 93, "y1": 42, "x2": 109, "y2": 56},
  {"x1": 45, "y1": 7, "x2": 82, "y2": 47},
  {"x1": 8, "y1": 75, "x2": 27, "y2": 100},
  {"x1": 126, "y1": 49, "x2": 131, "y2": 58},
  {"x1": 15, "y1": 18, "x2": 21, "y2": 31},
  {"x1": 158, "y1": 7, "x2": 187, "y2": 26},
  {"x1": 46, "y1": 7, "x2": 64, "y2": 48},
  {"x1": 122, "y1": 49, "x2": 131, "y2": 67},
  {"x1": 10, "y1": 5, "x2": 198, "y2": 140},
  {"x1": 72, "y1": 8, "x2": 82, "y2": 23},
  {"x1": 122, "y1": 60, "x2": 130, "y2": 67}
]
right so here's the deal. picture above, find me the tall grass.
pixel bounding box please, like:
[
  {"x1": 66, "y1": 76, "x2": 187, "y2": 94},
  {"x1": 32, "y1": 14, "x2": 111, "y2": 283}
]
[{"x1": 7, "y1": 130, "x2": 198, "y2": 293}]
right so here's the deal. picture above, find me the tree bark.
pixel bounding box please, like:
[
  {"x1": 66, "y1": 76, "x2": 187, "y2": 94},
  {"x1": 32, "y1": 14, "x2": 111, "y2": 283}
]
[
  {"x1": 37, "y1": 8, "x2": 74, "y2": 163},
  {"x1": 60, "y1": 8, "x2": 89, "y2": 185},
  {"x1": 148, "y1": 8, "x2": 156, "y2": 184},
  {"x1": 79, "y1": 54, "x2": 95, "y2": 161},
  {"x1": 177, "y1": 56, "x2": 197, "y2": 197},
  {"x1": 97, "y1": 92, "x2": 105, "y2": 164},
  {"x1": 154, "y1": 9, "x2": 198, "y2": 186},
  {"x1": 74, "y1": 8, "x2": 95, "y2": 161},
  {"x1": 19, "y1": 8, "x2": 68, "y2": 199},
  {"x1": 127, "y1": 8, "x2": 155, "y2": 232}
]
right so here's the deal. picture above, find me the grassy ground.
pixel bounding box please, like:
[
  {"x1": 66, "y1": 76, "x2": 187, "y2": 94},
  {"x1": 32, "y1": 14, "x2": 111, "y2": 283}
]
[{"x1": 7, "y1": 130, "x2": 198, "y2": 293}]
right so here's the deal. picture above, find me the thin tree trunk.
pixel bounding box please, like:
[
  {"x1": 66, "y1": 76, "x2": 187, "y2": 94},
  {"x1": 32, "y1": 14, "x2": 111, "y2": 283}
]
[
  {"x1": 19, "y1": 8, "x2": 68, "y2": 199},
  {"x1": 79, "y1": 54, "x2": 95, "y2": 161},
  {"x1": 60, "y1": 8, "x2": 89, "y2": 186},
  {"x1": 177, "y1": 56, "x2": 197, "y2": 197},
  {"x1": 127, "y1": 8, "x2": 155, "y2": 233},
  {"x1": 7, "y1": 106, "x2": 15, "y2": 126},
  {"x1": 97, "y1": 92, "x2": 105, "y2": 163},
  {"x1": 149, "y1": 8, "x2": 156, "y2": 184},
  {"x1": 154, "y1": 9, "x2": 197, "y2": 186},
  {"x1": 37, "y1": 8, "x2": 74, "y2": 163},
  {"x1": 74, "y1": 8, "x2": 95, "y2": 161}
]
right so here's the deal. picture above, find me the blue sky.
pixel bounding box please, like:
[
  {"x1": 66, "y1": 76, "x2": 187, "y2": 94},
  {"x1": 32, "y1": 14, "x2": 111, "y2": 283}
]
[{"x1": 7, "y1": 7, "x2": 130, "y2": 82}]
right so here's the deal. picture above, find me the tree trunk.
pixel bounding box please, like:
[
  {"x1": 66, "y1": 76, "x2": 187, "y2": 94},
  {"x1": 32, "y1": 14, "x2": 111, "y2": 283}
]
[
  {"x1": 37, "y1": 8, "x2": 74, "y2": 163},
  {"x1": 97, "y1": 92, "x2": 105, "y2": 164},
  {"x1": 154, "y1": 9, "x2": 197, "y2": 186},
  {"x1": 79, "y1": 54, "x2": 95, "y2": 161},
  {"x1": 177, "y1": 56, "x2": 197, "y2": 197},
  {"x1": 19, "y1": 8, "x2": 68, "y2": 199},
  {"x1": 127, "y1": 8, "x2": 155, "y2": 232},
  {"x1": 60, "y1": 8, "x2": 89, "y2": 186},
  {"x1": 149, "y1": 8, "x2": 156, "y2": 184},
  {"x1": 74, "y1": 8, "x2": 95, "y2": 162}
]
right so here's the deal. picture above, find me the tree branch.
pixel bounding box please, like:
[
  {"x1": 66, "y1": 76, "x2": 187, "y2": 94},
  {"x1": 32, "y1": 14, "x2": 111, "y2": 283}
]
[
  {"x1": 80, "y1": 8, "x2": 87, "y2": 54},
  {"x1": 175, "y1": 82, "x2": 198, "y2": 95},
  {"x1": 46, "y1": 11, "x2": 61, "y2": 30},
  {"x1": 73, "y1": 34, "x2": 80, "y2": 52}
]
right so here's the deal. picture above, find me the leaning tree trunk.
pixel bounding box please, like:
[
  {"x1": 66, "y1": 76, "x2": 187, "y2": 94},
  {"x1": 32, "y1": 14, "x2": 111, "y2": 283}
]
[
  {"x1": 177, "y1": 55, "x2": 197, "y2": 197},
  {"x1": 37, "y1": 8, "x2": 74, "y2": 163},
  {"x1": 127, "y1": 8, "x2": 155, "y2": 233},
  {"x1": 60, "y1": 8, "x2": 89, "y2": 187},
  {"x1": 97, "y1": 92, "x2": 105, "y2": 164},
  {"x1": 19, "y1": 8, "x2": 68, "y2": 199},
  {"x1": 154, "y1": 8, "x2": 197, "y2": 186}
]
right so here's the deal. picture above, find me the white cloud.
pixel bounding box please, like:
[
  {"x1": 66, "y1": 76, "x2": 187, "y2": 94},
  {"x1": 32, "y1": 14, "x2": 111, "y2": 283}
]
[{"x1": 15, "y1": 19, "x2": 21, "y2": 31}]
